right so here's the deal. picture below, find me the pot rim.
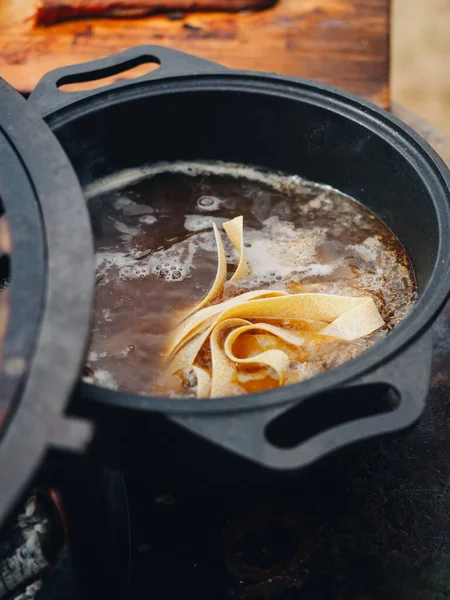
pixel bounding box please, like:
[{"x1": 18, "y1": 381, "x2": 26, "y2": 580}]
[{"x1": 43, "y1": 72, "x2": 450, "y2": 415}]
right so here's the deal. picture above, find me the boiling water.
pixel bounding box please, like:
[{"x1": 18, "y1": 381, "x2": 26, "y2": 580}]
[{"x1": 83, "y1": 162, "x2": 416, "y2": 397}]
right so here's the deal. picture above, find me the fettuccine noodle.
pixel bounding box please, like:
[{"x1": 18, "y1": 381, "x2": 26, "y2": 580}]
[{"x1": 162, "y1": 216, "x2": 384, "y2": 398}]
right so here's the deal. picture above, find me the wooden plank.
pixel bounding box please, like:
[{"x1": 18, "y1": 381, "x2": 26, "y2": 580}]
[
  {"x1": 35, "y1": 0, "x2": 275, "y2": 25},
  {"x1": 0, "y1": 0, "x2": 390, "y2": 107}
]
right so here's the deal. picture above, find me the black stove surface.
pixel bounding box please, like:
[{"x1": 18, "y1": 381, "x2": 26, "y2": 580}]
[{"x1": 36, "y1": 302, "x2": 450, "y2": 600}]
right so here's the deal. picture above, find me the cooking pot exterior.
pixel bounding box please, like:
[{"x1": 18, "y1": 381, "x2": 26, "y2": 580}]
[{"x1": 28, "y1": 46, "x2": 450, "y2": 481}]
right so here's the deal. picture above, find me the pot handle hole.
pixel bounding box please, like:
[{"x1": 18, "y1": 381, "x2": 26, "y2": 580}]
[
  {"x1": 28, "y1": 45, "x2": 227, "y2": 117},
  {"x1": 169, "y1": 331, "x2": 433, "y2": 471}
]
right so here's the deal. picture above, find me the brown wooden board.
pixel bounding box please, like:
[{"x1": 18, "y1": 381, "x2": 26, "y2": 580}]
[
  {"x1": 35, "y1": 0, "x2": 276, "y2": 26},
  {"x1": 0, "y1": 0, "x2": 390, "y2": 107}
]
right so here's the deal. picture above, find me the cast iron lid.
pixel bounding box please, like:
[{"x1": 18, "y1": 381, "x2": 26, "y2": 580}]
[{"x1": 0, "y1": 79, "x2": 94, "y2": 527}]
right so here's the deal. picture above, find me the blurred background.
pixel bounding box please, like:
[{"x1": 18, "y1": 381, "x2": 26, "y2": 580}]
[{"x1": 392, "y1": 0, "x2": 450, "y2": 134}]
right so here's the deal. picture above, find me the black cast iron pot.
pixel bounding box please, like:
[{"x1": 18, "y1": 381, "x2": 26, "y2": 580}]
[{"x1": 28, "y1": 46, "x2": 450, "y2": 486}]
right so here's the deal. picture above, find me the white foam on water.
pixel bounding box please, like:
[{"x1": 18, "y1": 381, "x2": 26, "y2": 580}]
[
  {"x1": 109, "y1": 217, "x2": 140, "y2": 237},
  {"x1": 84, "y1": 369, "x2": 118, "y2": 389},
  {"x1": 196, "y1": 231, "x2": 218, "y2": 252},
  {"x1": 140, "y1": 215, "x2": 157, "y2": 225},
  {"x1": 289, "y1": 361, "x2": 323, "y2": 380},
  {"x1": 349, "y1": 236, "x2": 382, "y2": 263},
  {"x1": 240, "y1": 217, "x2": 332, "y2": 283},
  {"x1": 114, "y1": 196, "x2": 154, "y2": 216},
  {"x1": 116, "y1": 346, "x2": 135, "y2": 358},
  {"x1": 96, "y1": 249, "x2": 142, "y2": 272},
  {"x1": 86, "y1": 162, "x2": 367, "y2": 290},
  {"x1": 95, "y1": 233, "x2": 205, "y2": 283},
  {"x1": 125, "y1": 203, "x2": 154, "y2": 217},
  {"x1": 184, "y1": 215, "x2": 227, "y2": 232},
  {"x1": 302, "y1": 263, "x2": 336, "y2": 277},
  {"x1": 96, "y1": 251, "x2": 134, "y2": 272},
  {"x1": 300, "y1": 192, "x2": 335, "y2": 213},
  {"x1": 148, "y1": 235, "x2": 200, "y2": 282},
  {"x1": 96, "y1": 249, "x2": 151, "y2": 280},
  {"x1": 119, "y1": 264, "x2": 150, "y2": 279},
  {"x1": 84, "y1": 160, "x2": 344, "y2": 201},
  {"x1": 196, "y1": 196, "x2": 222, "y2": 212},
  {"x1": 114, "y1": 197, "x2": 132, "y2": 209}
]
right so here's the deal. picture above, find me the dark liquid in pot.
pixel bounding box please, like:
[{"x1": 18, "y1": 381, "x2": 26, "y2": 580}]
[{"x1": 83, "y1": 162, "x2": 416, "y2": 397}]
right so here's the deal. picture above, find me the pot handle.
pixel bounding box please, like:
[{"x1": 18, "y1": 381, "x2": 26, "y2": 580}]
[
  {"x1": 169, "y1": 331, "x2": 433, "y2": 470},
  {"x1": 29, "y1": 45, "x2": 227, "y2": 117}
]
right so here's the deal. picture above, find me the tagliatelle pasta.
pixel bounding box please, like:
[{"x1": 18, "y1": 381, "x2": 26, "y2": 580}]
[
  {"x1": 223, "y1": 321, "x2": 305, "y2": 385},
  {"x1": 191, "y1": 223, "x2": 227, "y2": 312},
  {"x1": 191, "y1": 366, "x2": 212, "y2": 399},
  {"x1": 210, "y1": 318, "x2": 248, "y2": 398},
  {"x1": 223, "y1": 216, "x2": 249, "y2": 282},
  {"x1": 163, "y1": 216, "x2": 385, "y2": 398}
]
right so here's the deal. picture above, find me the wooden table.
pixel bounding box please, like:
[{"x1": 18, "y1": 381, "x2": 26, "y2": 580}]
[{"x1": 0, "y1": 0, "x2": 390, "y2": 106}]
